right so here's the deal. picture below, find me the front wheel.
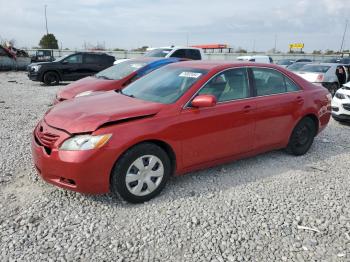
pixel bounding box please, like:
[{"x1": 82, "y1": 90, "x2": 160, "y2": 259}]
[
  {"x1": 110, "y1": 143, "x2": 171, "y2": 203},
  {"x1": 286, "y1": 117, "x2": 316, "y2": 156},
  {"x1": 43, "y1": 71, "x2": 59, "y2": 85}
]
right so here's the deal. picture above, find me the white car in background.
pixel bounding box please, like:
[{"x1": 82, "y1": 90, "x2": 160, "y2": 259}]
[
  {"x1": 295, "y1": 63, "x2": 349, "y2": 96},
  {"x1": 144, "y1": 46, "x2": 204, "y2": 60},
  {"x1": 332, "y1": 81, "x2": 350, "y2": 122},
  {"x1": 236, "y1": 55, "x2": 273, "y2": 63}
]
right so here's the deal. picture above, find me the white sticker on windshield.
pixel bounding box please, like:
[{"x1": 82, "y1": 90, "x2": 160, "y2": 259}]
[
  {"x1": 179, "y1": 72, "x2": 202, "y2": 78},
  {"x1": 131, "y1": 64, "x2": 143, "y2": 69}
]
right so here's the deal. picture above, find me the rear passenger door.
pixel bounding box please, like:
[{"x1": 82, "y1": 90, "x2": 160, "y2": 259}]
[
  {"x1": 250, "y1": 67, "x2": 303, "y2": 151},
  {"x1": 83, "y1": 54, "x2": 105, "y2": 76}
]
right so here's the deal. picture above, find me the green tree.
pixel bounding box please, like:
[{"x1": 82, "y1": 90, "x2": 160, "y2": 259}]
[
  {"x1": 324, "y1": 49, "x2": 334, "y2": 55},
  {"x1": 312, "y1": 50, "x2": 322, "y2": 54},
  {"x1": 132, "y1": 46, "x2": 149, "y2": 52},
  {"x1": 39, "y1": 34, "x2": 58, "y2": 49}
]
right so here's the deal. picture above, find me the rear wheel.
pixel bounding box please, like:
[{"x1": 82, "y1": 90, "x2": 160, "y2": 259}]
[
  {"x1": 286, "y1": 117, "x2": 316, "y2": 156},
  {"x1": 110, "y1": 143, "x2": 171, "y2": 203},
  {"x1": 43, "y1": 71, "x2": 59, "y2": 85}
]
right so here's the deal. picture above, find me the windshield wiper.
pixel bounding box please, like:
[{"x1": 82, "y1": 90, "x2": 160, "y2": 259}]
[
  {"x1": 96, "y1": 75, "x2": 111, "y2": 80},
  {"x1": 117, "y1": 89, "x2": 134, "y2": 98}
]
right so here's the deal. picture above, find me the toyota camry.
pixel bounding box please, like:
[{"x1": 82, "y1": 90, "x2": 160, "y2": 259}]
[{"x1": 32, "y1": 61, "x2": 331, "y2": 203}]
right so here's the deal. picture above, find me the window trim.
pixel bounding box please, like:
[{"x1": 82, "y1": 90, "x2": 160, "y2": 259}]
[
  {"x1": 247, "y1": 66, "x2": 302, "y2": 98},
  {"x1": 184, "y1": 67, "x2": 252, "y2": 109}
]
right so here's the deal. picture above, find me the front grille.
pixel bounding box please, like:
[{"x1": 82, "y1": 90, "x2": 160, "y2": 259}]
[
  {"x1": 343, "y1": 104, "x2": 350, "y2": 111},
  {"x1": 35, "y1": 124, "x2": 60, "y2": 149},
  {"x1": 332, "y1": 106, "x2": 339, "y2": 112}
]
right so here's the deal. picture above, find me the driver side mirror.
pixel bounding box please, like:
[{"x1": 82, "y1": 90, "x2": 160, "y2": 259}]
[
  {"x1": 61, "y1": 60, "x2": 68, "y2": 64},
  {"x1": 191, "y1": 94, "x2": 217, "y2": 108}
]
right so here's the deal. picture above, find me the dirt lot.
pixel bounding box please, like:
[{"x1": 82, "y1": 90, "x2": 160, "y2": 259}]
[{"x1": 0, "y1": 71, "x2": 349, "y2": 261}]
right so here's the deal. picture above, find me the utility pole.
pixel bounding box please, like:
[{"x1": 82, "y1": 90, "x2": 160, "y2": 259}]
[
  {"x1": 186, "y1": 32, "x2": 189, "y2": 46},
  {"x1": 44, "y1": 5, "x2": 49, "y2": 35},
  {"x1": 340, "y1": 19, "x2": 348, "y2": 55}
]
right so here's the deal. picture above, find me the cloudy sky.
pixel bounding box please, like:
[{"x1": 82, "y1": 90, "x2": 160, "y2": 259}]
[{"x1": 0, "y1": 0, "x2": 349, "y2": 52}]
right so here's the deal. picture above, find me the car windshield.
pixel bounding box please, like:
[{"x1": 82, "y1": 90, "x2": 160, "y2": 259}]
[
  {"x1": 121, "y1": 66, "x2": 209, "y2": 104},
  {"x1": 54, "y1": 55, "x2": 68, "y2": 62},
  {"x1": 144, "y1": 49, "x2": 172, "y2": 57},
  {"x1": 299, "y1": 65, "x2": 331, "y2": 73},
  {"x1": 95, "y1": 60, "x2": 147, "y2": 80},
  {"x1": 287, "y1": 63, "x2": 310, "y2": 71}
]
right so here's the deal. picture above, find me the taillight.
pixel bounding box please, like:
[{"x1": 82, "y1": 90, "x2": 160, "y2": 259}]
[{"x1": 316, "y1": 74, "x2": 324, "y2": 82}]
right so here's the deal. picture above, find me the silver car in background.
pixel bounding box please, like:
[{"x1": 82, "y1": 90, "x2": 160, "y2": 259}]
[
  {"x1": 286, "y1": 62, "x2": 312, "y2": 72},
  {"x1": 295, "y1": 63, "x2": 350, "y2": 96}
]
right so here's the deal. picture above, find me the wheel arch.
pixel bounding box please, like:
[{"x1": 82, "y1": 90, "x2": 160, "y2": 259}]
[
  {"x1": 41, "y1": 70, "x2": 62, "y2": 82},
  {"x1": 302, "y1": 113, "x2": 319, "y2": 135},
  {"x1": 110, "y1": 139, "x2": 177, "y2": 180}
]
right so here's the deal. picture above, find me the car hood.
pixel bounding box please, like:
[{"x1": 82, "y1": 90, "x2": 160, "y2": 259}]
[
  {"x1": 45, "y1": 91, "x2": 164, "y2": 134},
  {"x1": 29, "y1": 61, "x2": 57, "y2": 67},
  {"x1": 57, "y1": 77, "x2": 122, "y2": 100}
]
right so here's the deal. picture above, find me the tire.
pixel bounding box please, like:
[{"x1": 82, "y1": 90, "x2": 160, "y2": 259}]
[
  {"x1": 43, "y1": 71, "x2": 59, "y2": 85},
  {"x1": 110, "y1": 143, "x2": 171, "y2": 203},
  {"x1": 286, "y1": 117, "x2": 316, "y2": 156}
]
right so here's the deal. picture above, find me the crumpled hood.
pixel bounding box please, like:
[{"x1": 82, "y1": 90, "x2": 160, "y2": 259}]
[
  {"x1": 45, "y1": 91, "x2": 164, "y2": 133},
  {"x1": 57, "y1": 77, "x2": 122, "y2": 100}
]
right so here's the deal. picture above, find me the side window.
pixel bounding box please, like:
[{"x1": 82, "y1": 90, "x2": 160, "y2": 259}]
[
  {"x1": 170, "y1": 49, "x2": 187, "y2": 58},
  {"x1": 252, "y1": 68, "x2": 287, "y2": 96},
  {"x1": 186, "y1": 49, "x2": 201, "y2": 60},
  {"x1": 64, "y1": 54, "x2": 82, "y2": 64},
  {"x1": 85, "y1": 54, "x2": 98, "y2": 64},
  {"x1": 285, "y1": 77, "x2": 300, "y2": 92},
  {"x1": 198, "y1": 68, "x2": 249, "y2": 102}
]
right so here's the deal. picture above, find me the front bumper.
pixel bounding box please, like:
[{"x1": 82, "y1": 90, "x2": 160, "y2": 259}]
[
  {"x1": 331, "y1": 96, "x2": 350, "y2": 117},
  {"x1": 31, "y1": 126, "x2": 118, "y2": 194},
  {"x1": 27, "y1": 71, "x2": 41, "y2": 81}
]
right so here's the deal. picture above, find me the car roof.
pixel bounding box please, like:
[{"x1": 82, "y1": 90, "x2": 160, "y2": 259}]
[
  {"x1": 127, "y1": 57, "x2": 183, "y2": 64},
  {"x1": 169, "y1": 60, "x2": 282, "y2": 70},
  {"x1": 75, "y1": 52, "x2": 111, "y2": 56},
  {"x1": 147, "y1": 46, "x2": 201, "y2": 51},
  {"x1": 304, "y1": 63, "x2": 341, "y2": 67}
]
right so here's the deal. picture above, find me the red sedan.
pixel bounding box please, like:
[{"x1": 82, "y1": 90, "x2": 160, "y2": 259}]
[
  {"x1": 54, "y1": 57, "x2": 183, "y2": 103},
  {"x1": 32, "y1": 61, "x2": 331, "y2": 203}
]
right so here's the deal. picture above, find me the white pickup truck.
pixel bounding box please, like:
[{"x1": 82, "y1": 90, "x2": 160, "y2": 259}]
[{"x1": 144, "y1": 46, "x2": 204, "y2": 60}]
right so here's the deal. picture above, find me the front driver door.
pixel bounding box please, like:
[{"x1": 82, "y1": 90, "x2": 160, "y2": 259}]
[
  {"x1": 61, "y1": 54, "x2": 83, "y2": 81},
  {"x1": 178, "y1": 68, "x2": 256, "y2": 168}
]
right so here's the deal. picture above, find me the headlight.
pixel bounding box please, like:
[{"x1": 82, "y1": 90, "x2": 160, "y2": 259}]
[
  {"x1": 75, "y1": 90, "x2": 94, "y2": 97},
  {"x1": 335, "y1": 92, "x2": 346, "y2": 99},
  {"x1": 60, "y1": 134, "x2": 112, "y2": 151},
  {"x1": 31, "y1": 65, "x2": 41, "y2": 72}
]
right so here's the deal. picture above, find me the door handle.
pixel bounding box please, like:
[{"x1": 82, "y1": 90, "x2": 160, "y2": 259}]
[
  {"x1": 243, "y1": 105, "x2": 252, "y2": 113},
  {"x1": 296, "y1": 96, "x2": 304, "y2": 104}
]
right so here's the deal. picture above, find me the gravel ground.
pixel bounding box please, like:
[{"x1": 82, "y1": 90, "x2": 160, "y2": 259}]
[{"x1": 0, "y1": 71, "x2": 349, "y2": 262}]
